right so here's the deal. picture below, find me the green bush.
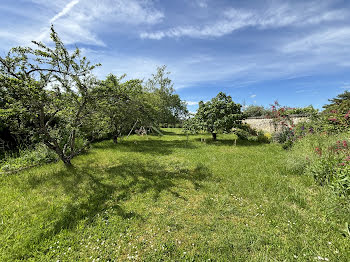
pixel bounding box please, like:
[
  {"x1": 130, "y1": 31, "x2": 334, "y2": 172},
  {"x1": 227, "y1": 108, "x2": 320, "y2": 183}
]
[
  {"x1": 234, "y1": 128, "x2": 250, "y2": 140},
  {"x1": 0, "y1": 143, "x2": 58, "y2": 173},
  {"x1": 257, "y1": 131, "x2": 271, "y2": 143},
  {"x1": 288, "y1": 133, "x2": 350, "y2": 198},
  {"x1": 272, "y1": 129, "x2": 294, "y2": 144}
]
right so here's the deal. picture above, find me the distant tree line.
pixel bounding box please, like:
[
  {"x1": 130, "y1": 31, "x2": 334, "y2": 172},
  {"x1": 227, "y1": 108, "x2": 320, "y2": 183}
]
[{"x1": 0, "y1": 26, "x2": 187, "y2": 165}]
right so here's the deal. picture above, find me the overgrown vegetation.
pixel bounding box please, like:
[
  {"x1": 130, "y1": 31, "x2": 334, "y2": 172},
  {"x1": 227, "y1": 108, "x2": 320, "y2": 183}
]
[{"x1": 283, "y1": 91, "x2": 350, "y2": 199}]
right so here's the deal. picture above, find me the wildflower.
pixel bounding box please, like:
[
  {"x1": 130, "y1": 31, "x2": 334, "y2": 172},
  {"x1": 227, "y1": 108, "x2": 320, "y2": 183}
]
[
  {"x1": 343, "y1": 140, "x2": 348, "y2": 148},
  {"x1": 315, "y1": 147, "x2": 322, "y2": 156}
]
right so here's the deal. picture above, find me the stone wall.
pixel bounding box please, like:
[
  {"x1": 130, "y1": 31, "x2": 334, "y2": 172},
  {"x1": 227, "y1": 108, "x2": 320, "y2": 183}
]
[{"x1": 244, "y1": 116, "x2": 309, "y2": 133}]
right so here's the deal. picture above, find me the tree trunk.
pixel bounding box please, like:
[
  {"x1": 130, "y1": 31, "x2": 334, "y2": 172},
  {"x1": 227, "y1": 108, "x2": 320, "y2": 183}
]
[
  {"x1": 212, "y1": 132, "x2": 217, "y2": 140},
  {"x1": 113, "y1": 134, "x2": 118, "y2": 144},
  {"x1": 61, "y1": 156, "x2": 72, "y2": 166}
]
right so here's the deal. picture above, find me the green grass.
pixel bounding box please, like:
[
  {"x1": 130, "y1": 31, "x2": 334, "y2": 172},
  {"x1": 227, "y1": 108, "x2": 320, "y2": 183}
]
[{"x1": 0, "y1": 128, "x2": 349, "y2": 261}]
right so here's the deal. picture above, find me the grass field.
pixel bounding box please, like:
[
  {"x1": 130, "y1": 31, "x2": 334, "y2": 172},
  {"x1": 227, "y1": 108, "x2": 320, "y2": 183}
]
[{"x1": 0, "y1": 128, "x2": 349, "y2": 261}]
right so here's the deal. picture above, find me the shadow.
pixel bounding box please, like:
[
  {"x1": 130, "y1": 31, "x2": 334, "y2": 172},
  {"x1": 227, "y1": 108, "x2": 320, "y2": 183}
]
[
  {"x1": 194, "y1": 138, "x2": 268, "y2": 147},
  {"x1": 160, "y1": 129, "x2": 188, "y2": 136},
  {"x1": 106, "y1": 161, "x2": 211, "y2": 201},
  {"x1": 21, "y1": 158, "x2": 212, "y2": 258},
  {"x1": 116, "y1": 139, "x2": 197, "y2": 155}
]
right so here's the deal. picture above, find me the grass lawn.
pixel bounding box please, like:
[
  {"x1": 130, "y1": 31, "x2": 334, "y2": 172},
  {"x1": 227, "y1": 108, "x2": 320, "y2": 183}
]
[{"x1": 0, "y1": 128, "x2": 349, "y2": 261}]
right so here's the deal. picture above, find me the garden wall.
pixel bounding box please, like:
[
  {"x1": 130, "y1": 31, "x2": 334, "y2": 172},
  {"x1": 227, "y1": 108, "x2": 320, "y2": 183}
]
[{"x1": 244, "y1": 115, "x2": 309, "y2": 133}]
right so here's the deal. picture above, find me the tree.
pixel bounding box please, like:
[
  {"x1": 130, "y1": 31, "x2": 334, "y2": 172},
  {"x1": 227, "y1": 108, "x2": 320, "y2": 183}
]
[
  {"x1": 145, "y1": 65, "x2": 188, "y2": 125},
  {"x1": 322, "y1": 90, "x2": 350, "y2": 132},
  {"x1": 243, "y1": 105, "x2": 268, "y2": 117},
  {"x1": 0, "y1": 25, "x2": 100, "y2": 165},
  {"x1": 193, "y1": 92, "x2": 244, "y2": 140},
  {"x1": 95, "y1": 74, "x2": 154, "y2": 143}
]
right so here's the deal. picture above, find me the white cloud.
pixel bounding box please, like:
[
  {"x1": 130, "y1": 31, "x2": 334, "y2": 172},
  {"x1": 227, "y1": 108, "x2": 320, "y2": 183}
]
[
  {"x1": 140, "y1": 1, "x2": 348, "y2": 40},
  {"x1": 50, "y1": 0, "x2": 79, "y2": 24},
  {"x1": 282, "y1": 27, "x2": 350, "y2": 54},
  {"x1": 32, "y1": 0, "x2": 164, "y2": 46},
  {"x1": 186, "y1": 101, "x2": 199, "y2": 106},
  {"x1": 250, "y1": 94, "x2": 256, "y2": 98}
]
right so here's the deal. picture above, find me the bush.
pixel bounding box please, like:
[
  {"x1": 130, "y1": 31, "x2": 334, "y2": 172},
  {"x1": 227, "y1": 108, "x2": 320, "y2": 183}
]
[
  {"x1": 0, "y1": 143, "x2": 58, "y2": 173},
  {"x1": 272, "y1": 129, "x2": 294, "y2": 144},
  {"x1": 257, "y1": 131, "x2": 271, "y2": 143},
  {"x1": 288, "y1": 133, "x2": 350, "y2": 198},
  {"x1": 234, "y1": 128, "x2": 250, "y2": 140}
]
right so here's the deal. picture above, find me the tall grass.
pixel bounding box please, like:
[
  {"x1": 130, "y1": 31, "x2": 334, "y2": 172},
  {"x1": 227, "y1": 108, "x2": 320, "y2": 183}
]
[{"x1": 287, "y1": 132, "x2": 350, "y2": 198}]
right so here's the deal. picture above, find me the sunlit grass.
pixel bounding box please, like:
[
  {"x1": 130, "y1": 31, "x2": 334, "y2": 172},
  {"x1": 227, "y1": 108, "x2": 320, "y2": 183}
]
[{"x1": 0, "y1": 128, "x2": 349, "y2": 261}]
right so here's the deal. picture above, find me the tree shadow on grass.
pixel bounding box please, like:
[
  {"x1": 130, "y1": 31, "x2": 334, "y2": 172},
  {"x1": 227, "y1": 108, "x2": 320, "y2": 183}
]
[
  {"x1": 114, "y1": 139, "x2": 197, "y2": 155},
  {"x1": 20, "y1": 159, "x2": 211, "y2": 259},
  {"x1": 106, "y1": 160, "x2": 211, "y2": 201},
  {"x1": 160, "y1": 129, "x2": 188, "y2": 136},
  {"x1": 195, "y1": 138, "x2": 269, "y2": 147}
]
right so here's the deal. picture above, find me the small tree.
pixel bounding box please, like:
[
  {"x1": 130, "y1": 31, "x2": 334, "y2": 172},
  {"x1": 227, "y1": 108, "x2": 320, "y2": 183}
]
[
  {"x1": 194, "y1": 92, "x2": 244, "y2": 140},
  {"x1": 0, "y1": 26, "x2": 100, "y2": 165}
]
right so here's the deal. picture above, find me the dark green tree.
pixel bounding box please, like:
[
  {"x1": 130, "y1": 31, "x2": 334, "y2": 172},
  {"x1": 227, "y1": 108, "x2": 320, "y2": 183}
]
[
  {"x1": 95, "y1": 74, "x2": 154, "y2": 143},
  {"x1": 194, "y1": 92, "x2": 244, "y2": 140}
]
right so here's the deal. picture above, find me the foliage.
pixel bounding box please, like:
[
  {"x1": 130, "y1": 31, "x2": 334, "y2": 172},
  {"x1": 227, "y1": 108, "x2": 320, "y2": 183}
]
[
  {"x1": 257, "y1": 131, "x2": 272, "y2": 143},
  {"x1": 284, "y1": 105, "x2": 318, "y2": 116},
  {"x1": 233, "y1": 123, "x2": 258, "y2": 141},
  {"x1": 187, "y1": 92, "x2": 244, "y2": 140},
  {"x1": 243, "y1": 104, "x2": 318, "y2": 118},
  {"x1": 94, "y1": 75, "x2": 154, "y2": 143},
  {"x1": 321, "y1": 90, "x2": 350, "y2": 133},
  {"x1": 0, "y1": 26, "x2": 100, "y2": 165},
  {"x1": 0, "y1": 143, "x2": 58, "y2": 173},
  {"x1": 145, "y1": 65, "x2": 188, "y2": 125},
  {"x1": 243, "y1": 105, "x2": 269, "y2": 117},
  {"x1": 288, "y1": 132, "x2": 350, "y2": 198},
  {"x1": 0, "y1": 29, "x2": 187, "y2": 165}
]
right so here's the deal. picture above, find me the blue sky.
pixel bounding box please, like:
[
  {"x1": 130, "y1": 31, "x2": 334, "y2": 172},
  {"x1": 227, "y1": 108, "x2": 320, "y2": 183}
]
[{"x1": 1, "y1": 0, "x2": 350, "y2": 112}]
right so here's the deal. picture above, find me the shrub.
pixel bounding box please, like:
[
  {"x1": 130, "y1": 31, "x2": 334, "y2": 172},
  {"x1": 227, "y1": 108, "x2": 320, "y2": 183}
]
[
  {"x1": 257, "y1": 131, "x2": 271, "y2": 143},
  {"x1": 272, "y1": 128, "x2": 294, "y2": 144},
  {"x1": 288, "y1": 133, "x2": 350, "y2": 198},
  {"x1": 0, "y1": 143, "x2": 58, "y2": 173},
  {"x1": 234, "y1": 128, "x2": 250, "y2": 140}
]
